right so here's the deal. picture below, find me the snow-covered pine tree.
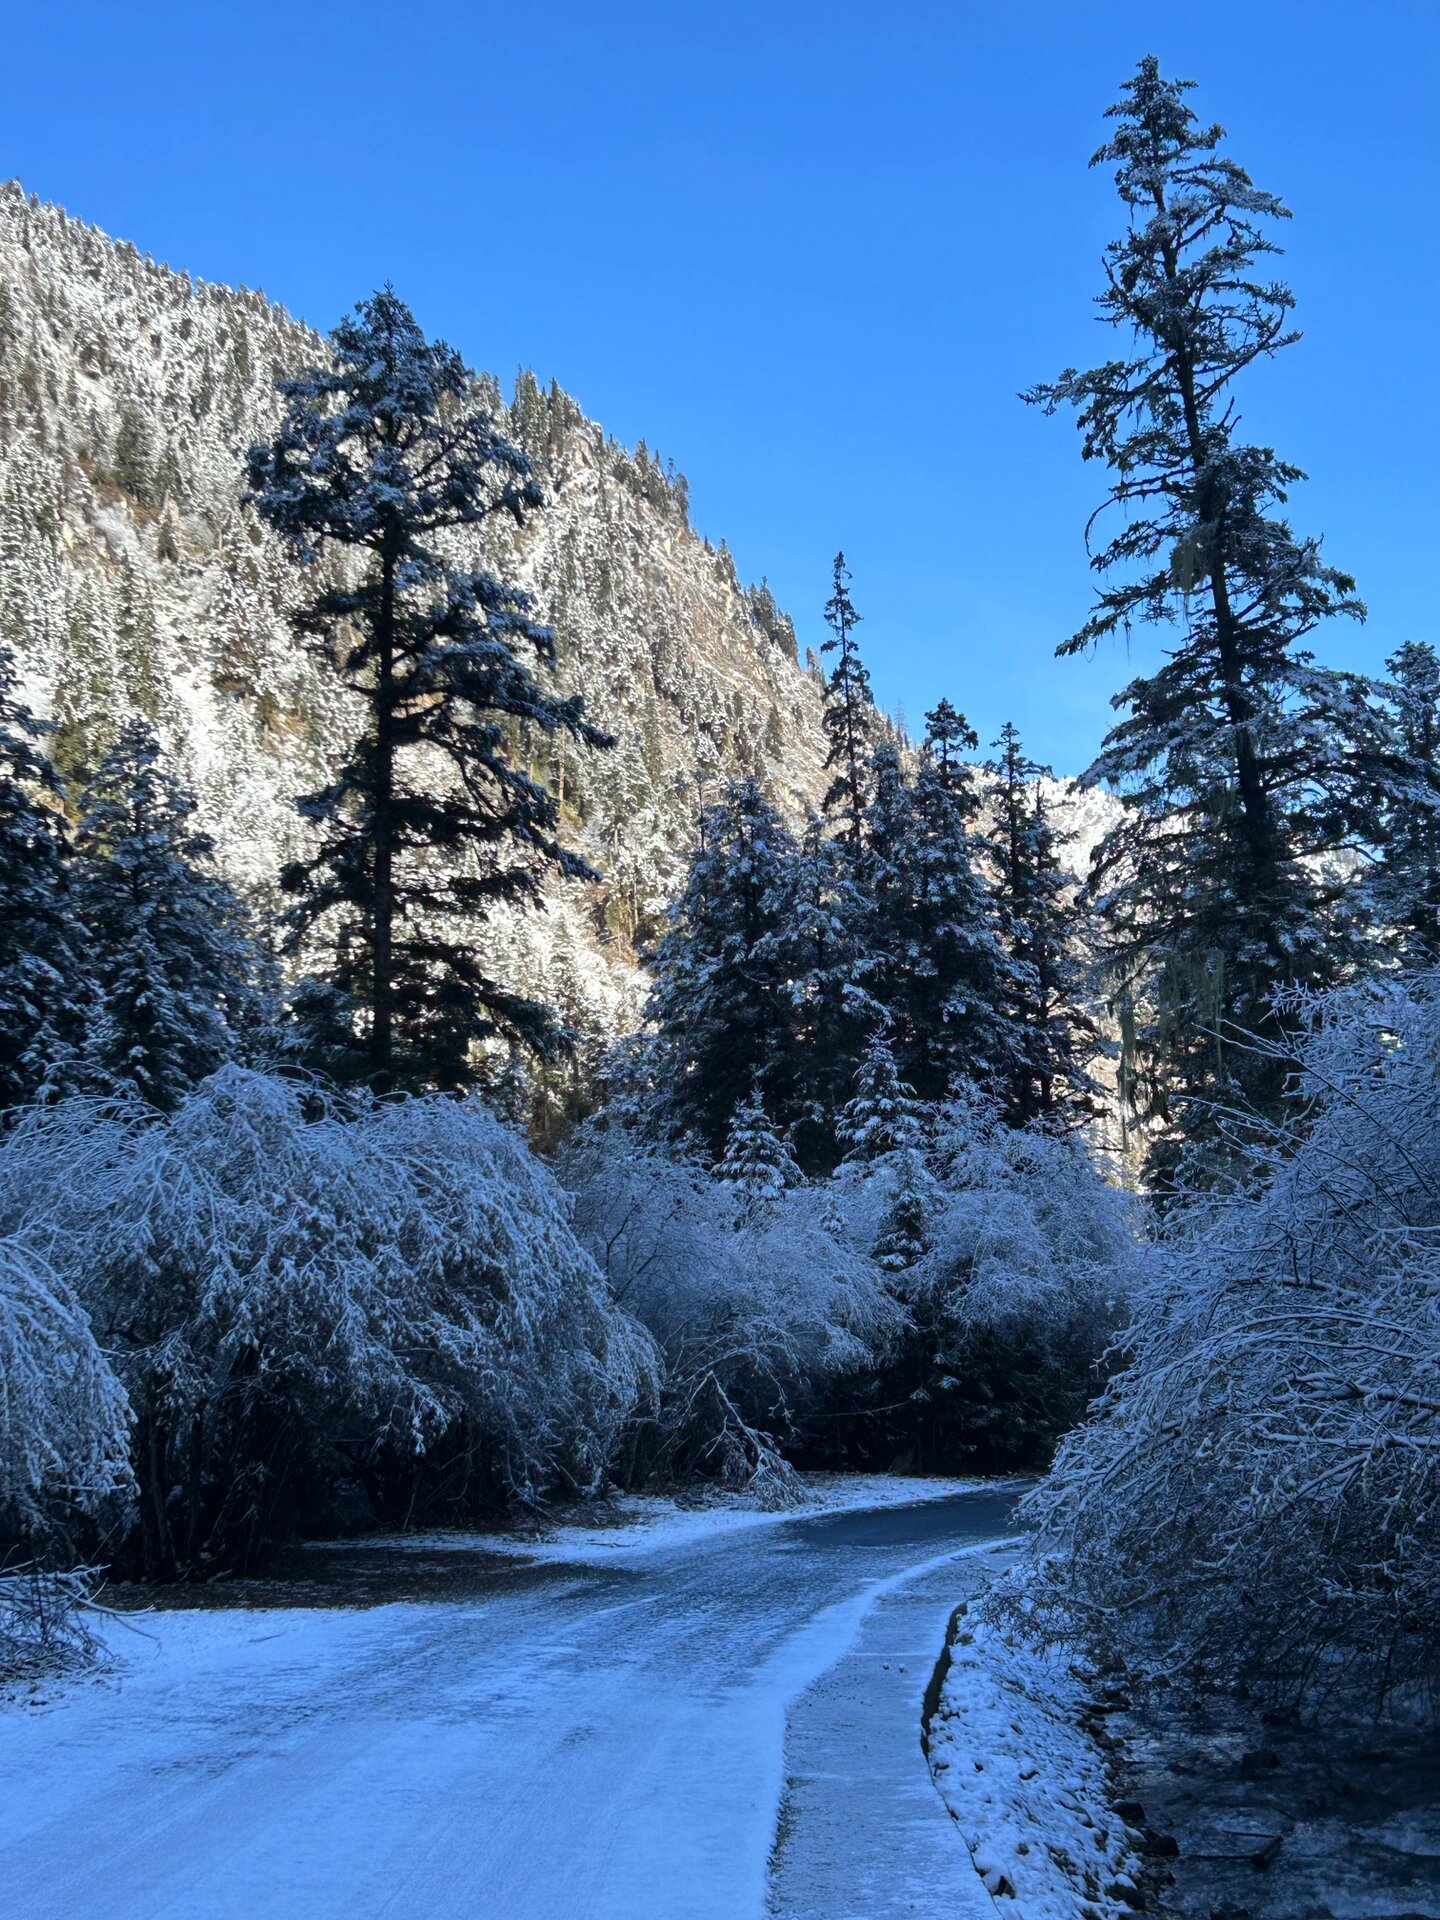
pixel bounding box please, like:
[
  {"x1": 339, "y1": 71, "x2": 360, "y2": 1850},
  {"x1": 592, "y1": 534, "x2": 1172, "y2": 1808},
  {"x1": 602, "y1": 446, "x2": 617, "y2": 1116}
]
[
  {"x1": 870, "y1": 1149, "x2": 931, "y2": 1273},
  {"x1": 918, "y1": 697, "x2": 981, "y2": 818},
  {"x1": 644, "y1": 776, "x2": 799, "y2": 1156},
  {"x1": 864, "y1": 727, "x2": 1015, "y2": 1106},
  {"x1": 820, "y1": 552, "x2": 875, "y2": 847},
  {"x1": 776, "y1": 817, "x2": 882, "y2": 1171},
  {"x1": 987, "y1": 723, "x2": 1103, "y2": 1129},
  {"x1": 248, "y1": 290, "x2": 611, "y2": 1094},
  {"x1": 73, "y1": 719, "x2": 272, "y2": 1110},
  {"x1": 0, "y1": 647, "x2": 89, "y2": 1112},
  {"x1": 837, "y1": 1030, "x2": 925, "y2": 1161},
  {"x1": 1371, "y1": 642, "x2": 1440, "y2": 965},
  {"x1": 715, "y1": 1088, "x2": 802, "y2": 1209},
  {"x1": 1029, "y1": 57, "x2": 1381, "y2": 1184}
]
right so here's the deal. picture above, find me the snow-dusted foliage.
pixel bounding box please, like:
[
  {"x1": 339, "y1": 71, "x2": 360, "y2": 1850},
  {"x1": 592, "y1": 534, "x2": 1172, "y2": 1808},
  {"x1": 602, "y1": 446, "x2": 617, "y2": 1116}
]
[
  {"x1": 831, "y1": 1103, "x2": 1139, "y2": 1468},
  {"x1": 0, "y1": 1235, "x2": 130, "y2": 1681},
  {"x1": 0, "y1": 1235, "x2": 131, "y2": 1546},
  {"x1": 0, "y1": 1069, "x2": 657, "y2": 1575},
  {"x1": 1017, "y1": 972, "x2": 1440, "y2": 1708},
  {"x1": 73, "y1": 718, "x2": 274, "y2": 1108},
  {"x1": 563, "y1": 1125, "x2": 896, "y2": 1490}
]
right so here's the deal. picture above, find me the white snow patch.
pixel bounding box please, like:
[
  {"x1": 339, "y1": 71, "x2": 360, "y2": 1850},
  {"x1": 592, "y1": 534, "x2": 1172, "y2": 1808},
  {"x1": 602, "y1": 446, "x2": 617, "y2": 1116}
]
[{"x1": 927, "y1": 1600, "x2": 1143, "y2": 1920}]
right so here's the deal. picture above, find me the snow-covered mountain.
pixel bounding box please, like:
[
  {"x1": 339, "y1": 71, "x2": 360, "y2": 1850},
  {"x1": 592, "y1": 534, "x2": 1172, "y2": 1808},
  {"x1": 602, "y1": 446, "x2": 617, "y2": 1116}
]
[
  {"x1": 0, "y1": 179, "x2": 1115, "y2": 1059},
  {"x1": 0, "y1": 181, "x2": 839, "y2": 1052}
]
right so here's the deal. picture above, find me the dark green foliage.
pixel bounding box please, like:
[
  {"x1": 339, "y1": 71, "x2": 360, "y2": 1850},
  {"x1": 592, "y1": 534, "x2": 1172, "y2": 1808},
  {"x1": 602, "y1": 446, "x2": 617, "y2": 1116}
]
[
  {"x1": 248, "y1": 289, "x2": 611, "y2": 1094},
  {"x1": 1030, "y1": 56, "x2": 1379, "y2": 1184},
  {"x1": 73, "y1": 720, "x2": 273, "y2": 1110},
  {"x1": 820, "y1": 552, "x2": 875, "y2": 847},
  {"x1": 987, "y1": 723, "x2": 1104, "y2": 1128},
  {"x1": 776, "y1": 821, "x2": 882, "y2": 1171},
  {"x1": 863, "y1": 733, "x2": 1016, "y2": 1105},
  {"x1": 1371, "y1": 642, "x2": 1440, "y2": 964},
  {"x1": 644, "y1": 777, "x2": 800, "y2": 1157},
  {"x1": 109, "y1": 401, "x2": 160, "y2": 508}
]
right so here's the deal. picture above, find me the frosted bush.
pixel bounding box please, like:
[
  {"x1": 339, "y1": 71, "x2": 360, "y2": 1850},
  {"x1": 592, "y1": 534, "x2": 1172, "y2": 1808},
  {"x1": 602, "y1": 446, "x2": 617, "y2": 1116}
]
[
  {"x1": 0, "y1": 1069, "x2": 657, "y2": 1574},
  {"x1": 1016, "y1": 973, "x2": 1440, "y2": 1710},
  {"x1": 829, "y1": 1101, "x2": 1140, "y2": 1468},
  {"x1": 563, "y1": 1126, "x2": 897, "y2": 1488},
  {"x1": 0, "y1": 1235, "x2": 132, "y2": 1547},
  {"x1": 0, "y1": 1236, "x2": 130, "y2": 1681}
]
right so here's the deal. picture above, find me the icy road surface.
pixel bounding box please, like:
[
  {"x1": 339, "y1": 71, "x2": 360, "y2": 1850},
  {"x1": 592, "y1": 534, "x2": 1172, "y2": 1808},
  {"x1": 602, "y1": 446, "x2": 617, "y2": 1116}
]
[{"x1": 0, "y1": 1486, "x2": 1019, "y2": 1919}]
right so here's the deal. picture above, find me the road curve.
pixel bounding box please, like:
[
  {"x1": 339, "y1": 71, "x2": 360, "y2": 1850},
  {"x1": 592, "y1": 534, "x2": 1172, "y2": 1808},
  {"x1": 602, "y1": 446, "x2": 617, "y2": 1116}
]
[{"x1": 0, "y1": 1487, "x2": 1020, "y2": 1919}]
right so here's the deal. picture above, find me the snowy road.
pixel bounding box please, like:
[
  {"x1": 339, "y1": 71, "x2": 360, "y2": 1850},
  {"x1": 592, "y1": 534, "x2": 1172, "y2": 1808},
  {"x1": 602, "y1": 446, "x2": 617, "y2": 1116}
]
[{"x1": 0, "y1": 1486, "x2": 1019, "y2": 1919}]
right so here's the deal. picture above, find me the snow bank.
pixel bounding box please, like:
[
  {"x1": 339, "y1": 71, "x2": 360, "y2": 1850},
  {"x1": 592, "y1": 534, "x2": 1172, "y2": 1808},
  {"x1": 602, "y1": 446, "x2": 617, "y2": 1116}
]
[{"x1": 927, "y1": 1597, "x2": 1142, "y2": 1920}]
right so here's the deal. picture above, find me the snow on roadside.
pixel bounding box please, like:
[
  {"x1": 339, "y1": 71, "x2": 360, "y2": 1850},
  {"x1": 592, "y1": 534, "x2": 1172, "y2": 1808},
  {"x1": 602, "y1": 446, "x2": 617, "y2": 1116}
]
[
  {"x1": 927, "y1": 1595, "x2": 1143, "y2": 1920},
  {"x1": 309, "y1": 1474, "x2": 1013, "y2": 1566}
]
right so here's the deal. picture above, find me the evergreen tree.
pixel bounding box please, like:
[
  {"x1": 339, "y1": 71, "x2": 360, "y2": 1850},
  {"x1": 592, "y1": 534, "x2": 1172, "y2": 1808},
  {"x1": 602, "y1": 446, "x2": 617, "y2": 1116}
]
[
  {"x1": 74, "y1": 719, "x2": 272, "y2": 1110},
  {"x1": 837, "y1": 1031, "x2": 925, "y2": 1161},
  {"x1": 987, "y1": 724, "x2": 1104, "y2": 1129},
  {"x1": 864, "y1": 739, "x2": 1015, "y2": 1105},
  {"x1": 716, "y1": 1088, "x2": 801, "y2": 1207},
  {"x1": 920, "y1": 698, "x2": 980, "y2": 815},
  {"x1": 248, "y1": 290, "x2": 611, "y2": 1094},
  {"x1": 777, "y1": 818, "x2": 882, "y2": 1171},
  {"x1": 820, "y1": 552, "x2": 875, "y2": 847},
  {"x1": 1371, "y1": 642, "x2": 1440, "y2": 964},
  {"x1": 870, "y1": 1149, "x2": 931, "y2": 1273},
  {"x1": 1029, "y1": 57, "x2": 1380, "y2": 1183},
  {"x1": 645, "y1": 777, "x2": 799, "y2": 1156},
  {"x1": 0, "y1": 647, "x2": 88, "y2": 1110}
]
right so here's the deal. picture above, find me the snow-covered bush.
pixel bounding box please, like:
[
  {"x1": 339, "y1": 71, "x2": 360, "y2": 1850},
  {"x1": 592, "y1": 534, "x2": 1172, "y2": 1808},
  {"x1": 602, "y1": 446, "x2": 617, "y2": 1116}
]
[
  {"x1": 0, "y1": 1236, "x2": 130, "y2": 1681},
  {"x1": 563, "y1": 1125, "x2": 897, "y2": 1492},
  {"x1": 1015, "y1": 973, "x2": 1440, "y2": 1710},
  {"x1": 0, "y1": 1235, "x2": 132, "y2": 1549},
  {"x1": 0, "y1": 1567, "x2": 106, "y2": 1686},
  {"x1": 831, "y1": 1102, "x2": 1140, "y2": 1469},
  {"x1": 0, "y1": 1069, "x2": 657, "y2": 1575}
]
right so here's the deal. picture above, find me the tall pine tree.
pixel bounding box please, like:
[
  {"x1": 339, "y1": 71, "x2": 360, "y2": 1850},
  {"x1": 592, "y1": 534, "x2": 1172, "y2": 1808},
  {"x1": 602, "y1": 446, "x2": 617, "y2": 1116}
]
[
  {"x1": 73, "y1": 720, "x2": 271, "y2": 1110},
  {"x1": 248, "y1": 290, "x2": 611, "y2": 1094},
  {"x1": 775, "y1": 818, "x2": 882, "y2": 1171},
  {"x1": 644, "y1": 777, "x2": 799, "y2": 1157},
  {"x1": 820, "y1": 552, "x2": 875, "y2": 847},
  {"x1": 1029, "y1": 57, "x2": 1380, "y2": 1183},
  {"x1": 864, "y1": 729, "x2": 1015, "y2": 1106},
  {"x1": 987, "y1": 723, "x2": 1102, "y2": 1129}
]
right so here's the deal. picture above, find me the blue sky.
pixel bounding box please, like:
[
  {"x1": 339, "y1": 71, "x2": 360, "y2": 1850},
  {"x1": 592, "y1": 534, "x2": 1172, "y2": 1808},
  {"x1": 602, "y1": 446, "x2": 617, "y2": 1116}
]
[{"x1": 4, "y1": 2, "x2": 1436, "y2": 772}]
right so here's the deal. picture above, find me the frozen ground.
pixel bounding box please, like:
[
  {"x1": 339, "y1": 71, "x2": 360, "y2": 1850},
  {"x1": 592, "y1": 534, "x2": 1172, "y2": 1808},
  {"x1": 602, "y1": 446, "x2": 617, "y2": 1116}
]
[{"x1": 0, "y1": 1482, "x2": 1020, "y2": 1919}]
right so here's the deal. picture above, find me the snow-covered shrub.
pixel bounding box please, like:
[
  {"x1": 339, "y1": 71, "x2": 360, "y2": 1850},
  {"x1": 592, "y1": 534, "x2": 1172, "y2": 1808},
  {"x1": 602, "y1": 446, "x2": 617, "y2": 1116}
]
[
  {"x1": 563, "y1": 1125, "x2": 897, "y2": 1491},
  {"x1": 0, "y1": 1069, "x2": 657, "y2": 1575},
  {"x1": 0, "y1": 1235, "x2": 132, "y2": 1549},
  {"x1": 0, "y1": 1237, "x2": 130, "y2": 1681},
  {"x1": 831, "y1": 1103, "x2": 1139, "y2": 1469},
  {"x1": 0, "y1": 1567, "x2": 107, "y2": 1685},
  {"x1": 1016, "y1": 973, "x2": 1440, "y2": 1710}
]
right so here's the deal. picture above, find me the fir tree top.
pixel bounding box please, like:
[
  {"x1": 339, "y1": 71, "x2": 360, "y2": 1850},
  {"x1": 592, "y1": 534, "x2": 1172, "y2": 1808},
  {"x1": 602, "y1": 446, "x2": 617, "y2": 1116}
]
[
  {"x1": 716, "y1": 1089, "x2": 802, "y2": 1209},
  {"x1": 837, "y1": 1032, "x2": 925, "y2": 1161}
]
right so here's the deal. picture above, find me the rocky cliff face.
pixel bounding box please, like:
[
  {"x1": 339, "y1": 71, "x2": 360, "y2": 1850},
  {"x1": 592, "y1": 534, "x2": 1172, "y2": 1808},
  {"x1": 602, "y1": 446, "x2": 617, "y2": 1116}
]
[{"x1": 0, "y1": 180, "x2": 835, "y2": 1055}]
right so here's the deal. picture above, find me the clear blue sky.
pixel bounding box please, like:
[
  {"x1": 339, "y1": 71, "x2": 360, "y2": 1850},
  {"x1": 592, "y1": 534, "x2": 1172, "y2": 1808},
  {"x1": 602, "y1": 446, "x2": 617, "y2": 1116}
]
[{"x1": 4, "y1": 2, "x2": 1436, "y2": 772}]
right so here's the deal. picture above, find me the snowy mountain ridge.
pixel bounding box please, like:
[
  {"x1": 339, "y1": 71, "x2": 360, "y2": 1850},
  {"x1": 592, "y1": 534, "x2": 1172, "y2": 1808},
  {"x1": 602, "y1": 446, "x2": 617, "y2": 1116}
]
[{"x1": 0, "y1": 180, "x2": 1114, "y2": 1058}]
